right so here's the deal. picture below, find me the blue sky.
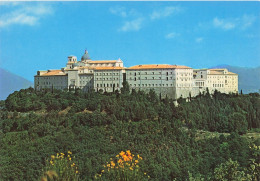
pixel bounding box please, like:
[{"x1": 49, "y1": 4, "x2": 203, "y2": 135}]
[{"x1": 0, "y1": 1, "x2": 259, "y2": 82}]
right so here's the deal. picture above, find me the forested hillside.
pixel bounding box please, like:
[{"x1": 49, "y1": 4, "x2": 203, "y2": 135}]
[{"x1": 0, "y1": 87, "x2": 259, "y2": 180}]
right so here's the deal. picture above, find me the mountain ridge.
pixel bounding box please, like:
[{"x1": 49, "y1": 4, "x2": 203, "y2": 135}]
[{"x1": 0, "y1": 67, "x2": 33, "y2": 100}]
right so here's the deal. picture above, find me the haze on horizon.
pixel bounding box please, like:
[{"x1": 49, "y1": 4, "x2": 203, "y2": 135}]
[{"x1": 0, "y1": 1, "x2": 259, "y2": 82}]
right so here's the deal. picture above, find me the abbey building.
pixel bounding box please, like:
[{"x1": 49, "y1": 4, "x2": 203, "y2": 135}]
[{"x1": 34, "y1": 50, "x2": 238, "y2": 99}]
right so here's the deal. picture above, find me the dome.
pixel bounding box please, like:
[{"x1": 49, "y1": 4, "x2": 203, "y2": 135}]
[{"x1": 81, "y1": 50, "x2": 91, "y2": 61}]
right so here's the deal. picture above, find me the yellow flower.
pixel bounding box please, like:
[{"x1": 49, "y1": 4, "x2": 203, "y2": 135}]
[
  {"x1": 51, "y1": 155, "x2": 55, "y2": 160},
  {"x1": 126, "y1": 150, "x2": 131, "y2": 155},
  {"x1": 135, "y1": 160, "x2": 139, "y2": 164},
  {"x1": 76, "y1": 171, "x2": 79, "y2": 174},
  {"x1": 116, "y1": 155, "x2": 119, "y2": 157},
  {"x1": 68, "y1": 151, "x2": 72, "y2": 154},
  {"x1": 129, "y1": 167, "x2": 133, "y2": 170},
  {"x1": 144, "y1": 172, "x2": 147, "y2": 175},
  {"x1": 119, "y1": 151, "x2": 125, "y2": 157},
  {"x1": 137, "y1": 155, "x2": 143, "y2": 160},
  {"x1": 111, "y1": 161, "x2": 115, "y2": 167},
  {"x1": 69, "y1": 157, "x2": 72, "y2": 161},
  {"x1": 101, "y1": 170, "x2": 104, "y2": 173}
]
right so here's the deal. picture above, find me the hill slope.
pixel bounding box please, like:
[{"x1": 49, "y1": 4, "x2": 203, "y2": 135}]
[
  {"x1": 212, "y1": 65, "x2": 260, "y2": 94},
  {"x1": 0, "y1": 68, "x2": 33, "y2": 100}
]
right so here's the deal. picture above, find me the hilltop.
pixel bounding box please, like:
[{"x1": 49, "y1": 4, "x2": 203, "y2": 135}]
[{"x1": 0, "y1": 88, "x2": 259, "y2": 180}]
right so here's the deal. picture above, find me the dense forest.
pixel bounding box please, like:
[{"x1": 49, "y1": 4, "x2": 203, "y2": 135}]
[{"x1": 0, "y1": 85, "x2": 259, "y2": 180}]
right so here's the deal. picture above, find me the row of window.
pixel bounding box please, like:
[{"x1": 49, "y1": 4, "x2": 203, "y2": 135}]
[
  {"x1": 96, "y1": 83, "x2": 120, "y2": 88},
  {"x1": 37, "y1": 77, "x2": 67, "y2": 80},
  {"x1": 213, "y1": 84, "x2": 224, "y2": 88},
  {"x1": 79, "y1": 76, "x2": 92, "y2": 79},
  {"x1": 128, "y1": 83, "x2": 192, "y2": 87},
  {"x1": 40, "y1": 82, "x2": 67, "y2": 85},
  {"x1": 96, "y1": 72, "x2": 119, "y2": 76},
  {"x1": 129, "y1": 77, "x2": 191, "y2": 81},
  {"x1": 96, "y1": 77, "x2": 119, "y2": 81},
  {"x1": 129, "y1": 84, "x2": 173, "y2": 87},
  {"x1": 129, "y1": 72, "x2": 192, "y2": 76}
]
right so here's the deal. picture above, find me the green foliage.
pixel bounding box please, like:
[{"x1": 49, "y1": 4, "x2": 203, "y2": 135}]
[
  {"x1": 41, "y1": 151, "x2": 79, "y2": 181},
  {"x1": 213, "y1": 158, "x2": 247, "y2": 181},
  {"x1": 0, "y1": 88, "x2": 259, "y2": 180}
]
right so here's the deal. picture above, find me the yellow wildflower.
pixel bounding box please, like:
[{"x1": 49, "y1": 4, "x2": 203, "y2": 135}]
[
  {"x1": 111, "y1": 161, "x2": 115, "y2": 167},
  {"x1": 68, "y1": 151, "x2": 72, "y2": 154},
  {"x1": 119, "y1": 151, "x2": 125, "y2": 157},
  {"x1": 126, "y1": 150, "x2": 131, "y2": 155}
]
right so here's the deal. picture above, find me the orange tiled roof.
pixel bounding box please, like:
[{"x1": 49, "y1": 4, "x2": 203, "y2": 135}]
[
  {"x1": 88, "y1": 60, "x2": 117, "y2": 64},
  {"x1": 94, "y1": 67, "x2": 125, "y2": 70},
  {"x1": 127, "y1": 64, "x2": 191, "y2": 70},
  {"x1": 41, "y1": 70, "x2": 66, "y2": 76}
]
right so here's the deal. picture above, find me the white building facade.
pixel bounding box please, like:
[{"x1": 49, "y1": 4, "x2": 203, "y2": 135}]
[{"x1": 34, "y1": 50, "x2": 238, "y2": 99}]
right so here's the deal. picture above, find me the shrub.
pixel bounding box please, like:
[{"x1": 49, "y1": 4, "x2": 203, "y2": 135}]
[
  {"x1": 95, "y1": 150, "x2": 149, "y2": 181},
  {"x1": 41, "y1": 151, "x2": 79, "y2": 181}
]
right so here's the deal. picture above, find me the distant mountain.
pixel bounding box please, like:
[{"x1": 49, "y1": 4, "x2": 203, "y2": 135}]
[
  {"x1": 0, "y1": 68, "x2": 33, "y2": 100},
  {"x1": 211, "y1": 65, "x2": 260, "y2": 94}
]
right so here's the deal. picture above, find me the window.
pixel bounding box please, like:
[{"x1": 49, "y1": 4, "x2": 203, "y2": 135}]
[
  {"x1": 145, "y1": 77, "x2": 147, "y2": 80},
  {"x1": 166, "y1": 72, "x2": 168, "y2": 75},
  {"x1": 152, "y1": 77, "x2": 154, "y2": 80},
  {"x1": 166, "y1": 77, "x2": 168, "y2": 81},
  {"x1": 134, "y1": 77, "x2": 136, "y2": 81},
  {"x1": 152, "y1": 72, "x2": 154, "y2": 75}
]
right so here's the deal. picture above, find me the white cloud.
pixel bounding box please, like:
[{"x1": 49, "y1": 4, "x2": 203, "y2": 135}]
[
  {"x1": 0, "y1": 3, "x2": 53, "y2": 29},
  {"x1": 0, "y1": 2, "x2": 20, "y2": 6},
  {"x1": 150, "y1": 6, "x2": 181, "y2": 20},
  {"x1": 241, "y1": 14, "x2": 256, "y2": 30},
  {"x1": 119, "y1": 18, "x2": 144, "y2": 32},
  {"x1": 165, "y1": 32, "x2": 180, "y2": 39},
  {"x1": 213, "y1": 17, "x2": 235, "y2": 30},
  {"x1": 195, "y1": 37, "x2": 204, "y2": 43},
  {"x1": 109, "y1": 6, "x2": 127, "y2": 17},
  {"x1": 212, "y1": 15, "x2": 256, "y2": 31}
]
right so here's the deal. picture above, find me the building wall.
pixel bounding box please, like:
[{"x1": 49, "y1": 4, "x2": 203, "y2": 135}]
[
  {"x1": 125, "y1": 68, "x2": 193, "y2": 99},
  {"x1": 34, "y1": 75, "x2": 68, "y2": 90},
  {"x1": 192, "y1": 69, "x2": 238, "y2": 96},
  {"x1": 78, "y1": 74, "x2": 94, "y2": 92},
  {"x1": 93, "y1": 69, "x2": 124, "y2": 92}
]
